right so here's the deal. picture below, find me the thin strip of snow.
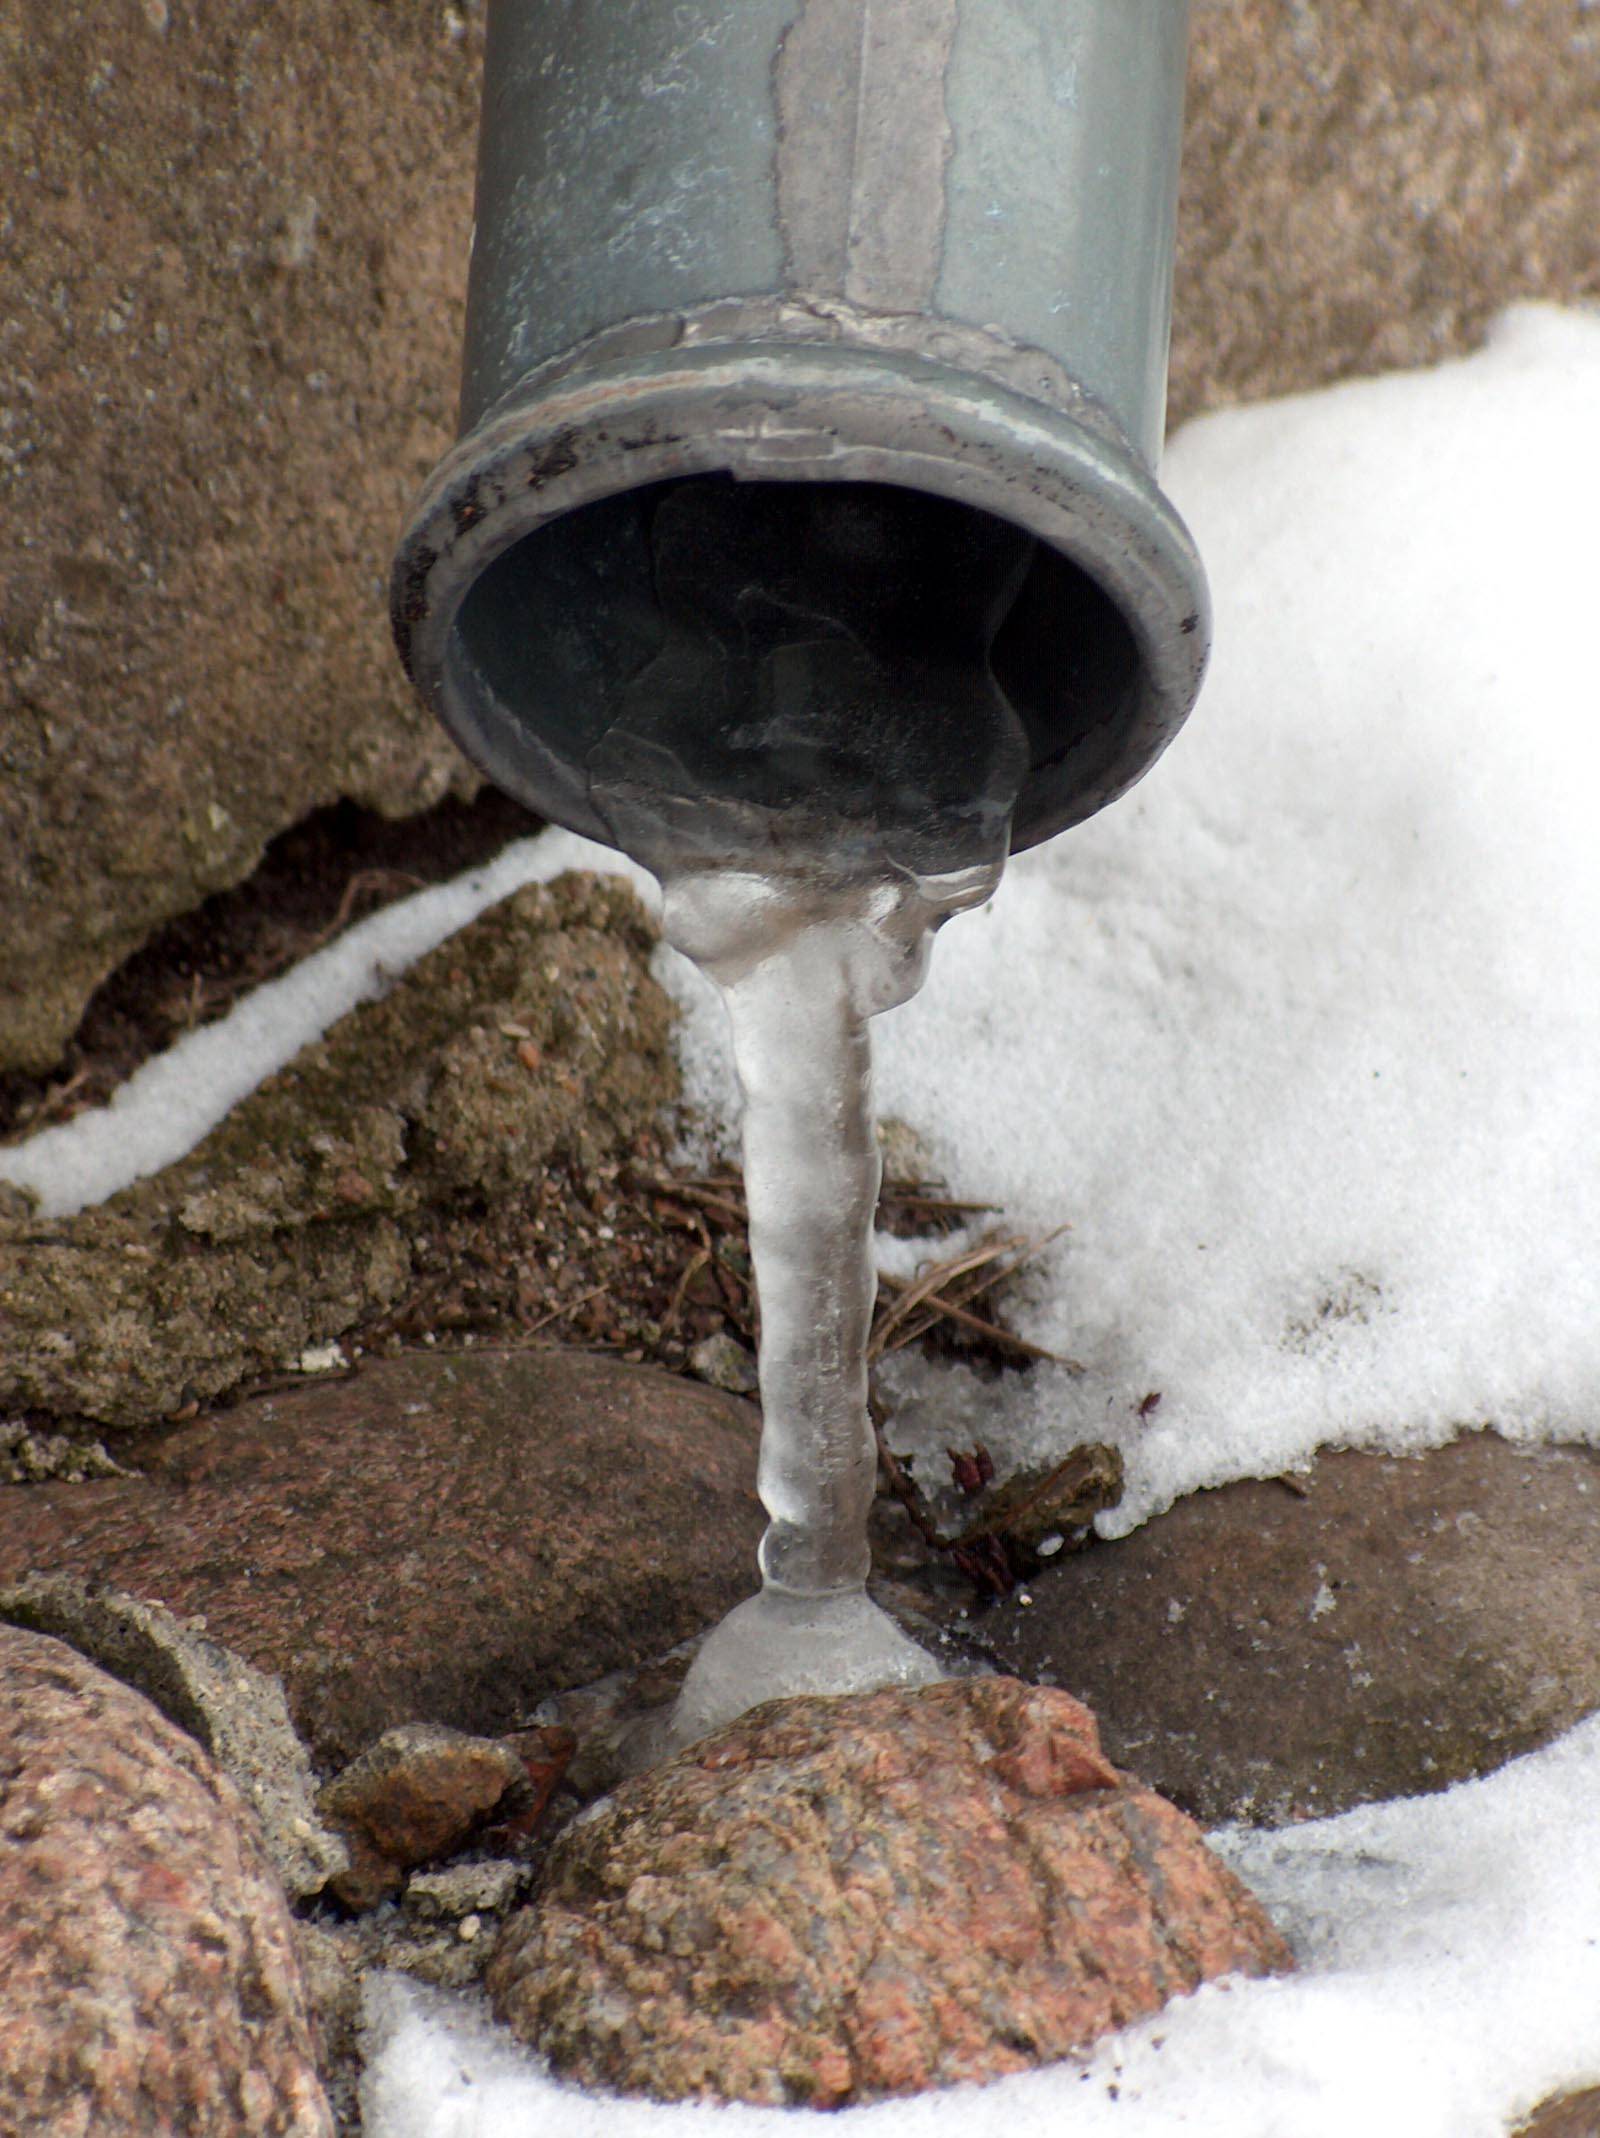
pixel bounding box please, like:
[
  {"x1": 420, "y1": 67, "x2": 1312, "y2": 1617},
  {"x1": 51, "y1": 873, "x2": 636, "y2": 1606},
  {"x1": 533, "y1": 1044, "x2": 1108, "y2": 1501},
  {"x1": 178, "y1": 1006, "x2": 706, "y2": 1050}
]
[
  {"x1": 359, "y1": 1710, "x2": 1600, "y2": 2138},
  {"x1": 0, "y1": 831, "x2": 657, "y2": 1219}
]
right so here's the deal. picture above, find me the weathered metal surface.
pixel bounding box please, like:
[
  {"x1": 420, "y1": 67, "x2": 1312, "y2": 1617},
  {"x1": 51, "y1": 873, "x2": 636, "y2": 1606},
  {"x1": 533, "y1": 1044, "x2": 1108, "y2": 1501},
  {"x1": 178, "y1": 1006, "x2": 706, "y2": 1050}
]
[
  {"x1": 396, "y1": 0, "x2": 1207, "y2": 861},
  {"x1": 939, "y1": 2, "x2": 1190, "y2": 460},
  {"x1": 773, "y1": 0, "x2": 959, "y2": 315},
  {"x1": 462, "y1": 0, "x2": 796, "y2": 428}
]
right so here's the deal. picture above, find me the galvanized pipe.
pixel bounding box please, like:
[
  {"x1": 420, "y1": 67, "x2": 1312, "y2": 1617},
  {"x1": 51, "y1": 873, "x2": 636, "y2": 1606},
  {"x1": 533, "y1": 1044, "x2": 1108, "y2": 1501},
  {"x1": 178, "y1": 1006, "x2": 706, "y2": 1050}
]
[{"x1": 393, "y1": 0, "x2": 1208, "y2": 856}]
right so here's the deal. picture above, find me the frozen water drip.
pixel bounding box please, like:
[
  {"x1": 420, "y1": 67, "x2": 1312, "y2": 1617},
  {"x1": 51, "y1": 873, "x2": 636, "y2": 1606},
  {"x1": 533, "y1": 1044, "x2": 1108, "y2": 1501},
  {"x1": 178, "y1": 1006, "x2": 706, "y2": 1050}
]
[
  {"x1": 654, "y1": 860, "x2": 998, "y2": 1745},
  {"x1": 589, "y1": 482, "x2": 1032, "y2": 1748}
]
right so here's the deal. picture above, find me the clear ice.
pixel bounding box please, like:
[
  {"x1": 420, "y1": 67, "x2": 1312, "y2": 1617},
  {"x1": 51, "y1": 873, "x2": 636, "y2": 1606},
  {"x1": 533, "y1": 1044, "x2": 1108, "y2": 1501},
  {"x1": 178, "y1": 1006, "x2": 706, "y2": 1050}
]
[{"x1": 588, "y1": 480, "x2": 1032, "y2": 1751}]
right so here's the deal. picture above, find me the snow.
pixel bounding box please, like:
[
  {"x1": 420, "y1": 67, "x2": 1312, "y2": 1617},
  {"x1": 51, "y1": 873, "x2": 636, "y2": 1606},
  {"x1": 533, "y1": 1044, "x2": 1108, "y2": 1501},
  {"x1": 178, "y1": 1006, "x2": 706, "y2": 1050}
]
[
  {"x1": 6, "y1": 304, "x2": 1599, "y2": 2129},
  {"x1": 861, "y1": 301, "x2": 1600, "y2": 1529},
  {"x1": 0, "y1": 830, "x2": 656, "y2": 1219},
  {"x1": 360, "y1": 1711, "x2": 1600, "y2": 2138}
]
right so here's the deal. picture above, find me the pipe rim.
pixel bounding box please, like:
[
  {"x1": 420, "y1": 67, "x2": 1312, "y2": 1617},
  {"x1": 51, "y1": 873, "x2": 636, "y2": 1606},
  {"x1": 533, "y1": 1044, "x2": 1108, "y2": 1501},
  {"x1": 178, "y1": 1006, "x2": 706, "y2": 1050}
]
[{"x1": 392, "y1": 338, "x2": 1210, "y2": 855}]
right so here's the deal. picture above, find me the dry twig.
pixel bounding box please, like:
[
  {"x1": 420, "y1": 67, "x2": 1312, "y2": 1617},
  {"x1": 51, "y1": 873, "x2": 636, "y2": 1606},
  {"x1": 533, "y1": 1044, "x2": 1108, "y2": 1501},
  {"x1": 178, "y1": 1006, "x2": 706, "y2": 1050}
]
[
  {"x1": 659, "y1": 1248, "x2": 712, "y2": 1337},
  {"x1": 869, "y1": 1226, "x2": 1074, "y2": 1367},
  {"x1": 524, "y1": 1284, "x2": 611, "y2": 1337}
]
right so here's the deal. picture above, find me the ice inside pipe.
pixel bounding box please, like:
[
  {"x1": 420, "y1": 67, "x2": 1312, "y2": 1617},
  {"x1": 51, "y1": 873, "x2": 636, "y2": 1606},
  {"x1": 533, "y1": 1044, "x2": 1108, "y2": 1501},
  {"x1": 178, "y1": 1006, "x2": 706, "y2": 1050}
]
[{"x1": 587, "y1": 480, "x2": 1032, "y2": 1751}]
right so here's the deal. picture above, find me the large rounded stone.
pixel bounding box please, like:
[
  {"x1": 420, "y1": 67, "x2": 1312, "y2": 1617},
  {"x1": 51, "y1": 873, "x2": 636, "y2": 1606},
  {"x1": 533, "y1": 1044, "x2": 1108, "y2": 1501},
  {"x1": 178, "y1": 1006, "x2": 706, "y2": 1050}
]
[
  {"x1": 968, "y1": 1436, "x2": 1600, "y2": 1825},
  {"x1": 488, "y1": 1676, "x2": 1292, "y2": 2106},
  {"x1": 1514, "y1": 2090, "x2": 1600, "y2": 2138},
  {"x1": 317, "y1": 1722, "x2": 529, "y2": 1910},
  {"x1": 0, "y1": 1625, "x2": 331, "y2": 2136},
  {"x1": 0, "y1": 1346, "x2": 764, "y2": 1766}
]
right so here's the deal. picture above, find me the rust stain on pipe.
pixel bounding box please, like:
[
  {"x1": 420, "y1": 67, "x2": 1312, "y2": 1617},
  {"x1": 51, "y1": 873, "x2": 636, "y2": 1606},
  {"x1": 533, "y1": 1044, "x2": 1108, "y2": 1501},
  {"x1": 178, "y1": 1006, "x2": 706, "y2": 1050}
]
[{"x1": 774, "y1": 0, "x2": 956, "y2": 315}]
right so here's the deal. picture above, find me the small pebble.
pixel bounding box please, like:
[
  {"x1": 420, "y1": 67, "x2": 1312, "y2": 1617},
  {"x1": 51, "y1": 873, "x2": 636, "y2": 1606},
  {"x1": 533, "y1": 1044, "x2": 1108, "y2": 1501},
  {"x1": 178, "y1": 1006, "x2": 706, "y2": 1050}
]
[
  {"x1": 405, "y1": 1858, "x2": 525, "y2": 1921},
  {"x1": 458, "y1": 1914, "x2": 481, "y2": 1943},
  {"x1": 688, "y1": 1332, "x2": 759, "y2": 1396}
]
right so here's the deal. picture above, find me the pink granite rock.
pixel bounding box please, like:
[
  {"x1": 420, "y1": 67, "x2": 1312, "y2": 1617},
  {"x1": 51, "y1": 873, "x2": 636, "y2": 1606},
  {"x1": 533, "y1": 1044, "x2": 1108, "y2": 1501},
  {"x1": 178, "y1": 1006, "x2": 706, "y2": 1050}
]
[
  {"x1": 489, "y1": 1674, "x2": 1293, "y2": 2106},
  {"x1": 317, "y1": 1721, "x2": 529, "y2": 1910},
  {"x1": 0, "y1": 1346, "x2": 763, "y2": 1766},
  {"x1": 0, "y1": 1625, "x2": 332, "y2": 2135}
]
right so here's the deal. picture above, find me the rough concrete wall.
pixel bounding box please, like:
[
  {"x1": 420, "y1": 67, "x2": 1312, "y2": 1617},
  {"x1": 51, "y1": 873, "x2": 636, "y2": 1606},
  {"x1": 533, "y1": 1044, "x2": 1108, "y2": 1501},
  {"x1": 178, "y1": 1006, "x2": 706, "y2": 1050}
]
[
  {"x1": 1171, "y1": 0, "x2": 1600, "y2": 425},
  {"x1": 1, "y1": 0, "x2": 1594, "y2": 1076},
  {"x1": 0, "y1": 0, "x2": 485, "y2": 1074}
]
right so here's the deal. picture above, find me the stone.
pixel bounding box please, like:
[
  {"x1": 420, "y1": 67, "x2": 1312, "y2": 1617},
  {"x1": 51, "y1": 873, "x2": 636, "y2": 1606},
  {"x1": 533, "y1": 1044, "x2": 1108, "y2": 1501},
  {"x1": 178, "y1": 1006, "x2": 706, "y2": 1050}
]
[
  {"x1": 0, "y1": 1418, "x2": 126, "y2": 1483},
  {"x1": 0, "y1": 1345, "x2": 764, "y2": 1766},
  {"x1": 0, "y1": 0, "x2": 481, "y2": 1076},
  {"x1": 405, "y1": 1860, "x2": 528, "y2": 1923},
  {"x1": 317, "y1": 1722, "x2": 527, "y2": 1910},
  {"x1": 0, "y1": 874, "x2": 674, "y2": 1429},
  {"x1": 0, "y1": 1572, "x2": 346, "y2": 1901},
  {"x1": 960, "y1": 1435, "x2": 1600, "y2": 1826},
  {"x1": 0, "y1": 1624, "x2": 332, "y2": 2136},
  {"x1": 689, "y1": 1330, "x2": 760, "y2": 1396},
  {"x1": 1170, "y1": 0, "x2": 1600, "y2": 426},
  {"x1": 1515, "y1": 2090, "x2": 1600, "y2": 2138},
  {"x1": 488, "y1": 1675, "x2": 1292, "y2": 2107}
]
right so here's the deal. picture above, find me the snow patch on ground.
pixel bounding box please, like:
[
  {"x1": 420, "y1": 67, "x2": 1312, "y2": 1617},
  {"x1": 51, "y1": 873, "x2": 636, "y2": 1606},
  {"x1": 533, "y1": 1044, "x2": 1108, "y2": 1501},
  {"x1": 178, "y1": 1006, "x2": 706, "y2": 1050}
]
[
  {"x1": 359, "y1": 1710, "x2": 1600, "y2": 2138},
  {"x1": 0, "y1": 831, "x2": 659, "y2": 1219}
]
